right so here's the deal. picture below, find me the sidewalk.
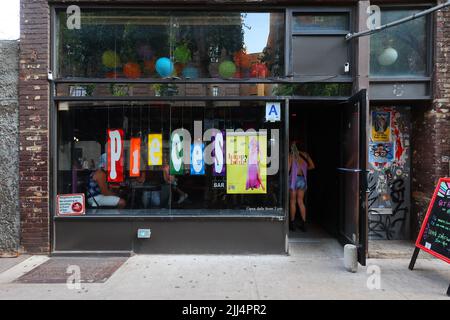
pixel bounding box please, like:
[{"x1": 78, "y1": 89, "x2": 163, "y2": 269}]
[{"x1": 0, "y1": 239, "x2": 448, "y2": 300}]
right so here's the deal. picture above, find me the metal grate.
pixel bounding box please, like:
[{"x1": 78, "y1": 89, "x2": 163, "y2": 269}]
[{"x1": 15, "y1": 257, "x2": 127, "y2": 284}]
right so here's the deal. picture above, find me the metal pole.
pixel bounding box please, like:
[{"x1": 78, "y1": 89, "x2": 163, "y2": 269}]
[
  {"x1": 409, "y1": 247, "x2": 420, "y2": 270},
  {"x1": 346, "y1": 1, "x2": 450, "y2": 41}
]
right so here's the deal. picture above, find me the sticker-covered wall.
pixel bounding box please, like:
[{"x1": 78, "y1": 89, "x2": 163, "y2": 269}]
[{"x1": 368, "y1": 106, "x2": 411, "y2": 240}]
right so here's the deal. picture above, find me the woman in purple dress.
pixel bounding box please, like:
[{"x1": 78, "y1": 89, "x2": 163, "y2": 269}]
[{"x1": 289, "y1": 141, "x2": 315, "y2": 231}]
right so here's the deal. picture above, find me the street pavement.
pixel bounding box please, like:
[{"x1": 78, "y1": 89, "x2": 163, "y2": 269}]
[{"x1": 0, "y1": 237, "x2": 448, "y2": 300}]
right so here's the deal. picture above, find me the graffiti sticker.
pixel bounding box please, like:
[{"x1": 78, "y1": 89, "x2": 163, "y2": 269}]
[
  {"x1": 371, "y1": 111, "x2": 391, "y2": 142},
  {"x1": 369, "y1": 142, "x2": 394, "y2": 163}
]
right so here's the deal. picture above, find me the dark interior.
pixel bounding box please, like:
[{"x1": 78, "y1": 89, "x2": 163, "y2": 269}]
[{"x1": 289, "y1": 102, "x2": 342, "y2": 238}]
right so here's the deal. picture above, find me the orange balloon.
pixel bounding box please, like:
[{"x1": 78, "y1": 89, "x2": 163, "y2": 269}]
[
  {"x1": 123, "y1": 62, "x2": 142, "y2": 79},
  {"x1": 234, "y1": 50, "x2": 251, "y2": 69},
  {"x1": 250, "y1": 63, "x2": 269, "y2": 78}
]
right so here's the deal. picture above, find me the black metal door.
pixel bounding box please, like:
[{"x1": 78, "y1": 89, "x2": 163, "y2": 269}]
[{"x1": 337, "y1": 90, "x2": 368, "y2": 266}]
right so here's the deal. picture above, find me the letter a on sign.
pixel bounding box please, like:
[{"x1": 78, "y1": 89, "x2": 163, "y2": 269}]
[
  {"x1": 129, "y1": 137, "x2": 141, "y2": 177},
  {"x1": 107, "y1": 129, "x2": 124, "y2": 182},
  {"x1": 266, "y1": 102, "x2": 281, "y2": 122}
]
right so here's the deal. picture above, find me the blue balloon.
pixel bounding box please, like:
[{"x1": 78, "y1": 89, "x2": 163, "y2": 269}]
[
  {"x1": 182, "y1": 66, "x2": 199, "y2": 79},
  {"x1": 155, "y1": 57, "x2": 174, "y2": 78}
]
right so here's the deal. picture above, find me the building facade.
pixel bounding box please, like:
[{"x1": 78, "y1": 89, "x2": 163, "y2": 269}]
[{"x1": 15, "y1": 0, "x2": 450, "y2": 261}]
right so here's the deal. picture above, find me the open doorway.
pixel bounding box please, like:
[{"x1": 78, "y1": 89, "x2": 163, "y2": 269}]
[{"x1": 289, "y1": 102, "x2": 342, "y2": 240}]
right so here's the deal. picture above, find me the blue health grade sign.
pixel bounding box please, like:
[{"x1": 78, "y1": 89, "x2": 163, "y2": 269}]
[{"x1": 265, "y1": 102, "x2": 281, "y2": 122}]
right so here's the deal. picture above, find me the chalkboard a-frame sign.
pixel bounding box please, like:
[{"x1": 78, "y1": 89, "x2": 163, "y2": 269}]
[{"x1": 409, "y1": 178, "x2": 450, "y2": 296}]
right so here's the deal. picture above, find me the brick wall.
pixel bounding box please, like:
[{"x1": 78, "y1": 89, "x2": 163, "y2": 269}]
[
  {"x1": 411, "y1": 0, "x2": 450, "y2": 237},
  {"x1": 19, "y1": 0, "x2": 50, "y2": 254}
]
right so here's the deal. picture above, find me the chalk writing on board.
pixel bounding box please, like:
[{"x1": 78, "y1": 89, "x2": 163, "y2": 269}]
[{"x1": 416, "y1": 179, "x2": 450, "y2": 263}]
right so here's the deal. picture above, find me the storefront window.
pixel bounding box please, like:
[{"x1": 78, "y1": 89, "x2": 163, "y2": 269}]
[
  {"x1": 57, "y1": 101, "x2": 285, "y2": 216},
  {"x1": 57, "y1": 10, "x2": 285, "y2": 79},
  {"x1": 370, "y1": 9, "x2": 428, "y2": 77}
]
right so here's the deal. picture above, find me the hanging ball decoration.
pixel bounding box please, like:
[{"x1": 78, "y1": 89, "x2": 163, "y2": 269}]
[
  {"x1": 250, "y1": 63, "x2": 269, "y2": 78},
  {"x1": 182, "y1": 66, "x2": 199, "y2": 79},
  {"x1": 123, "y1": 62, "x2": 142, "y2": 79},
  {"x1": 378, "y1": 47, "x2": 399, "y2": 66},
  {"x1": 156, "y1": 57, "x2": 174, "y2": 78},
  {"x1": 233, "y1": 50, "x2": 251, "y2": 69},
  {"x1": 102, "y1": 50, "x2": 121, "y2": 69},
  {"x1": 174, "y1": 44, "x2": 192, "y2": 64},
  {"x1": 218, "y1": 61, "x2": 237, "y2": 78},
  {"x1": 137, "y1": 45, "x2": 153, "y2": 60}
]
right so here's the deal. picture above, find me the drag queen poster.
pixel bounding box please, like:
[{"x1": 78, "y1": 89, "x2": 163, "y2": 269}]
[{"x1": 226, "y1": 131, "x2": 267, "y2": 194}]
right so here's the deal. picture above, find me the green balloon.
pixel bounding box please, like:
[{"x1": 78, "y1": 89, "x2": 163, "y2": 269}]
[
  {"x1": 174, "y1": 44, "x2": 191, "y2": 64},
  {"x1": 218, "y1": 61, "x2": 236, "y2": 78},
  {"x1": 102, "y1": 50, "x2": 121, "y2": 69}
]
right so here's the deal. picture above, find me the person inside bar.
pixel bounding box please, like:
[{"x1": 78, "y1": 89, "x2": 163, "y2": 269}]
[
  {"x1": 162, "y1": 156, "x2": 189, "y2": 205},
  {"x1": 86, "y1": 153, "x2": 127, "y2": 209},
  {"x1": 288, "y1": 140, "x2": 315, "y2": 232}
]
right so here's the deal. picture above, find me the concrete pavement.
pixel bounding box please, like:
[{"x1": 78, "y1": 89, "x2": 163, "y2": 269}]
[{"x1": 0, "y1": 238, "x2": 448, "y2": 300}]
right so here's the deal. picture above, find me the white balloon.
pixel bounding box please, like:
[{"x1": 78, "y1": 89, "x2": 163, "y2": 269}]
[{"x1": 378, "y1": 47, "x2": 399, "y2": 66}]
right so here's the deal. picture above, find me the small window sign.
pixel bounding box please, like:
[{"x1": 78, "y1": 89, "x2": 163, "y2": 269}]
[
  {"x1": 266, "y1": 102, "x2": 281, "y2": 122},
  {"x1": 57, "y1": 194, "x2": 86, "y2": 216},
  {"x1": 69, "y1": 85, "x2": 87, "y2": 97},
  {"x1": 137, "y1": 229, "x2": 151, "y2": 239}
]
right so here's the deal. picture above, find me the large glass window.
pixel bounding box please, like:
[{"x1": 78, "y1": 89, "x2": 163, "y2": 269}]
[
  {"x1": 57, "y1": 10, "x2": 285, "y2": 79},
  {"x1": 56, "y1": 101, "x2": 286, "y2": 216},
  {"x1": 370, "y1": 8, "x2": 429, "y2": 77}
]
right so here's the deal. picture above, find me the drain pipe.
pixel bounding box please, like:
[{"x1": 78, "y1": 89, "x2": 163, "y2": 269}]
[{"x1": 346, "y1": 1, "x2": 450, "y2": 41}]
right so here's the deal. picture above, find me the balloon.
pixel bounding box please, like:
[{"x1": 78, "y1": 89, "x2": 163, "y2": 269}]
[
  {"x1": 218, "y1": 61, "x2": 236, "y2": 78},
  {"x1": 182, "y1": 66, "x2": 199, "y2": 79},
  {"x1": 174, "y1": 44, "x2": 191, "y2": 64},
  {"x1": 102, "y1": 50, "x2": 121, "y2": 69},
  {"x1": 378, "y1": 47, "x2": 398, "y2": 66},
  {"x1": 156, "y1": 57, "x2": 174, "y2": 78},
  {"x1": 233, "y1": 50, "x2": 250, "y2": 69},
  {"x1": 123, "y1": 62, "x2": 142, "y2": 79},
  {"x1": 250, "y1": 63, "x2": 269, "y2": 78}
]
